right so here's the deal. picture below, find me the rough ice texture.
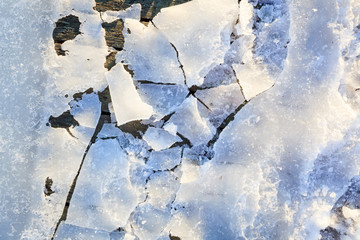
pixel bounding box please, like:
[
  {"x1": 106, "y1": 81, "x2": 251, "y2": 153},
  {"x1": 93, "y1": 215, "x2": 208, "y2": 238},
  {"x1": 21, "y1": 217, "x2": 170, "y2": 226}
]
[{"x1": 2, "y1": 0, "x2": 360, "y2": 239}]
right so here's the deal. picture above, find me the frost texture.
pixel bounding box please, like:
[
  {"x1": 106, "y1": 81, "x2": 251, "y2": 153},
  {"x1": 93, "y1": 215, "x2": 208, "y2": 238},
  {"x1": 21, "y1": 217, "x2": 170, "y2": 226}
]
[{"x1": 2, "y1": 0, "x2": 360, "y2": 239}]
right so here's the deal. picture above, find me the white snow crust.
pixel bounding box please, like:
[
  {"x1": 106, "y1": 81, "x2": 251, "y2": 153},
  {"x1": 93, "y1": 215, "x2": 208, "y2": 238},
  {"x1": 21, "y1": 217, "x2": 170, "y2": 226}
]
[{"x1": 2, "y1": 0, "x2": 360, "y2": 239}]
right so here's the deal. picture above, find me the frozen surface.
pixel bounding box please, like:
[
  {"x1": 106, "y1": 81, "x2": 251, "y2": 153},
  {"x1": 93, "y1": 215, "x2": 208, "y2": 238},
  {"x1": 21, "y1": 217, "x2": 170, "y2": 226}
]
[
  {"x1": 2, "y1": 0, "x2": 360, "y2": 239},
  {"x1": 119, "y1": 19, "x2": 185, "y2": 85},
  {"x1": 143, "y1": 127, "x2": 181, "y2": 151},
  {"x1": 165, "y1": 96, "x2": 214, "y2": 146},
  {"x1": 153, "y1": 0, "x2": 239, "y2": 86},
  {"x1": 0, "y1": 0, "x2": 55, "y2": 239},
  {"x1": 106, "y1": 63, "x2": 154, "y2": 125}
]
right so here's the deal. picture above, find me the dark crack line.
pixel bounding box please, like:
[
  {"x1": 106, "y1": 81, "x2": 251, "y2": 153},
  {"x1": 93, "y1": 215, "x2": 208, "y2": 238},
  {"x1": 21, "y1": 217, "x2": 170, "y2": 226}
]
[
  {"x1": 206, "y1": 82, "x2": 275, "y2": 150},
  {"x1": 193, "y1": 95, "x2": 212, "y2": 111},
  {"x1": 191, "y1": 84, "x2": 219, "y2": 91},
  {"x1": 136, "y1": 80, "x2": 177, "y2": 85},
  {"x1": 65, "y1": 128, "x2": 78, "y2": 139},
  {"x1": 160, "y1": 112, "x2": 176, "y2": 128},
  {"x1": 151, "y1": 21, "x2": 187, "y2": 86},
  {"x1": 99, "y1": 12, "x2": 104, "y2": 23},
  {"x1": 206, "y1": 100, "x2": 249, "y2": 148},
  {"x1": 169, "y1": 42, "x2": 187, "y2": 86},
  {"x1": 185, "y1": 84, "x2": 212, "y2": 111},
  {"x1": 231, "y1": 65, "x2": 246, "y2": 100},
  {"x1": 51, "y1": 87, "x2": 110, "y2": 239},
  {"x1": 176, "y1": 132, "x2": 192, "y2": 148}
]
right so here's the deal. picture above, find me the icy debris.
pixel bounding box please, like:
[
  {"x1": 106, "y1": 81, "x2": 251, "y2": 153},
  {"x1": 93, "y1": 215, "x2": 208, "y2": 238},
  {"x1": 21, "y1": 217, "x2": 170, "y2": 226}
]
[
  {"x1": 195, "y1": 83, "x2": 245, "y2": 128},
  {"x1": 66, "y1": 139, "x2": 140, "y2": 231},
  {"x1": 163, "y1": 123, "x2": 178, "y2": 136},
  {"x1": 135, "y1": 83, "x2": 188, "y2": 115},
  {"x1": 201, "y1": 64, "x2": 238, "y2": 88},
  {"x1": 106, "y1": 63, "x2": 154, "y2": 125},
  {"x1": 230, "y1": 0, "x2": 286, "y2": 100},
  {"x1": 239, "y1": 0, "x2": 254, "y2": 35},
  {"x1": 165, "y1": 96, "x2": 214, "y2": 146},
  {"x1": 183, "y1": 144, "x2": 215, "y2": 165},
  {"x1": 179, "y1": 157, "x2": 201, "y2": 183},
  {"x1": 146, "y1": 171, "x2": 180, "y2": 210},
  {"x1": 253, "y1": 12, "x2": 290, "y2": 71},
  {"x1": 129, "y1": 203, "x2": 171, "y2": 240},
  {"x1": 69, "y1": 92, "x2": 101, "y2": 128},
  {"x1": 236, "y1": 0, "x2": 290, "y2": 79},
  {"x1": 143, "y1": 127, "x2": 181, "y2": 151},
  {"x1": 119, "y1": 19, "x2": 185, "y2": 85},
  {"x1": 100, "y1": 4, "x2": 141, "y2": 22},
  {"x1": 153, "y1": 0, "x2": 239, "y2": 86},
  {"x1": 6, "y1": 0, "x2": 360, "y2": 239},
  {"x1": 96, "y1": 123, "x2": 123, "y2": 139},
  {"x1": 53, "y1": 223, "x2": 109, "y2": 240},
  {"x1": 233, "y1": 62, "x2": 275, "y2": 100},
  {"x1": 146, "y1": 148, "x2": 182, "y2": 171}
]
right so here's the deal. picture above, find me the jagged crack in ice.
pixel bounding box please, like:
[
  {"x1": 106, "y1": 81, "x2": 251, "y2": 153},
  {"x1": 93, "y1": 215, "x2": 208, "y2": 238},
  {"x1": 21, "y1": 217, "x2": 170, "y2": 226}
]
[
  {"x1": 106, "y1": 63, "x2": 154, "y2": 125},
  {"x1": 153, "y1": 0, "x2": 239, "y2": 86}
]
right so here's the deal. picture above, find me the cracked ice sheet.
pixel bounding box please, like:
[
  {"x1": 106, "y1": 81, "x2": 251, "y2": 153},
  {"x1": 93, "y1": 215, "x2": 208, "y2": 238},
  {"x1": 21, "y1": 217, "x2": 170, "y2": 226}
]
[
  {"x1": 66, "y1": 139, "x2": 140, "y2": 232},
  {"x1": 18, "y1": 1, "x2": 108, "y2": 239},
  {"x1": 143, "y1": 127, "x2": 181, "y2": 151},
  {"x1": 106, "y1": 63, "x2": 154, "y2": 125},
  {"x1": 153, "y1": 0, "x2": 239, "y2": 86},
  {"x1": 195, "y1": 83, "x2": 245, "y2": 128},
  {"x1": 165, "y1": 96, "x2": 214, "y2": 146},
  {"x1": 119, "y1": 19, "x2": 185, "y2": 85},
  {"x1": 165, "y1": 0, "x2": 359, "y2": 239}
]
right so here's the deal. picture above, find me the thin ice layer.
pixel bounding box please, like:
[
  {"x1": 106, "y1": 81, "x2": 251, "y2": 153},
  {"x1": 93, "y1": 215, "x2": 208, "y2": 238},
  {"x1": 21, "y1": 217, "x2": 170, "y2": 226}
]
[
  {"x1": 153, "y1": 0, "x2": 238, "y2": 86},
  {"x1": 119, "y1": 19, "x2": 185, "y2": 85},
  {"x1": 165, "y1": 96, "x2": 214, "y2": 146},
  {"x1": 143, "y1": 127, "x2": 181, "y2": 151},
  {"x1": 135, "y1": 83, "x2": 188, "y2": 115},
  {"x1": 233, "y1": 63, "x2": 275, "y2": 100},
  {"x1": 106, "y1": 63, "x2": 154, "y2": 125},
  {"x1": 146, "y1": 148, "x2": 182, "y2": 171},
  {"x1": 69, "y1": 92, "x2": 101, "y2": 128},
  {"x1": 66, "y1": 139, "x2": 140, "y2": 232},
  {"x1": 195, "y1": 83, "x2": 245, "y2": 128}
]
